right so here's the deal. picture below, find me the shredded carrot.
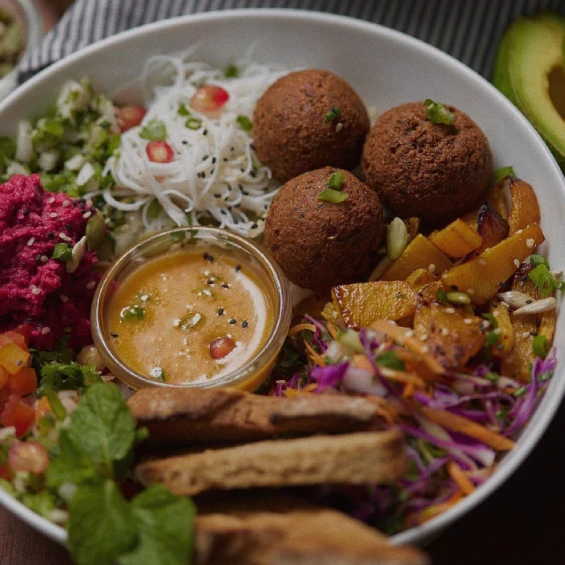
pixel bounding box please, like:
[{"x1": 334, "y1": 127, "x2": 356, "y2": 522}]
[
  {"x1": 447, "y1": 461, "x2": 475, "y2": 495},
  {"x1": 420, "y1": 407, "x2": 516, "y2": 451},
  {"x1": 370, "y1": 320, "x2": 445, "y2": 375},
  {"x1": 288, "y1": 323, "x2": 317, "y2": 336},
  {"x1": 364, "y1": 395, "x2": 400, "y2": 423},
  {"x1": 416, "y1": 490, "x2": 464, "y2": 524},
  {"x1": 379, "y1": 367, "x2": 426, "y2": 388},
  {"x1": 303, "y1": 338, "x2": 325, "y2": 366},
  {"x1": 303, "y1": 383, "x2": 319, "y2": 393},
  {"x1": 326, "y1": 322, "x2": 339, "y2": 340},
  {"x1": 402, "y1": 382, "x2": 415, "y2": 398}
]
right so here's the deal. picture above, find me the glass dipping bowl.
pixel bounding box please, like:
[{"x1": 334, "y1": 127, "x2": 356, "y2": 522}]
[{"x1": 91, "y1": 226, "x2": 291, "y2": 391}]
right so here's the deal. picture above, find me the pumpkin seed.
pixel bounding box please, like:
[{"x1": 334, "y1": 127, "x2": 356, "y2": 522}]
[
  {"x1": 386, "y1": 217, "x2": 408, "y2": 260},
  {"x1": 85, "y1": 212, "x2": 106, "y2": 251}
]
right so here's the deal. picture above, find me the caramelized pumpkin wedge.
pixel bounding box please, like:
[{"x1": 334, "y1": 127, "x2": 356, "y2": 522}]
[
  {"x1": 461, "y1": 183, "x2": 509, "y2": 229},
  {"x1": 429, "y1": 219, "x2": 483, "y2": 258},
  {"x1": 476, "y1": 203, "x2": 509, "y2": 253},
  {"x1": 405, "y1": 269, "x2": 438, "y2": 287},
  {"x1": 381, "y1": 234, "x2": 452, "y2": 281},
  {"x1": 413, "y1": 303, "x2": 485, "y2": 371},
  {"x1": 489, "y1": 301, "x2": 514, "y2": 357},
  {"x1": 501, "y1": 265, "x2": 556, "y2": 381},
  {"x1": 404, "y1": 217, "x2": 421, "y2": 241},
  {"x1": 441, "y1": 223, "x2": 544, "y2": 305},
  {"x1": 332, "y1": 281, "x2": 417, "y2": 328},
  {"x1": 506, "y1": 177, "x2": 541, "y2": 236}
]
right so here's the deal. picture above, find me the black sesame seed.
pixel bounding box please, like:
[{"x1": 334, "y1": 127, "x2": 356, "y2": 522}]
[
  {"x1": 229, "y1": 319, "x2": 237, "y2": 324},
  {"x1": 250, "y1": 171, "x2": 256, "y2": 178},
  {"x1": 182, "y1": 140, "x2": 188, "y2": 145},
  {"x1": 47, "y1": 231, "x2": 54, "y2": 238},
  {"x1": 221, "y1": 209, "x2": 227, "y2": 215},
  {"x1": 207, "y1": 279, "x2": 215, "y2": 285},
  {"x1": 222, "y1": 283, "x2": 229, "y2": 289},
  {"x1": 240, "y1": 168, "x2": 245, "y2": 172},
  {"x1": 242, "y1": 190, "x2": 249, "y2": 196},
  {"x1": 227, "y1": 185, "x2": 232, "y2": 191},
  {"x1": 231, "y1": 146, "x2": 235, "y2": 151},
  {"x1": 203, "y1": 129, "x2": 208, "y2": 135},
  {"x1": 242, "y1": 320, "x2": 249, "y2": 328},
  {"x1": 207, "y1": 255, "x2": 214, "y2": 263},
  {"x1": 525, "y1": 300, "x2": 533, "y2": 304},
  {"x1": 450, "y1": 285, "x2": 458, "y2": 291},
  {"x1": 22, "y1": 209, "x2": 30, "y2": 217},
  {"x1": 235, "y1": 264, "x2": 241, "y2": 272},
  {"x1": 203, "y1": 252, "x2": 209, "y2": 259},
  {"x1": 223, "y1": 158, "x2": 228, "y2": 162},
  {"x1": 217, "y1": 308, "x2": 224, "y2": 316},
  {"x1": 214, "y1": 193, "x2": 221, "y2": 198},
  {"x1": 203, "y1": 155, "x2": 209, "y2": 160},
  {"x1": 211, "y1": 157, "x2": 217, "y2": 164},
  {"x1": 238, "y1": 183, "x2": 244, "y2": 191},
  {"x1": 111, "y1": 332, "x2": 119, "y2": 338},
  {"x1": 251, "y1": 223, "x2": 258, "y2": 229},
  {"x1": 35, "y1": 254, "x2": 42, "y2": 263}
]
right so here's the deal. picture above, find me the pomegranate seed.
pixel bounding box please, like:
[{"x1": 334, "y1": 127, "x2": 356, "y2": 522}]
[
  {"x1": 190, "y1": 85, "x2": 229, "y2": 114},
  {"x1": 146, "y1": 141, "x2": 175, "y2": 163},
  {"x1": 117, "y1": 105, "x2": 146, "y2": 132},
  {"x1": 209, "y1": 336, "x2": 236, "y2": 359},
  {"x1": 8, "y1": 441, "x2": 50, "y2": 474}
]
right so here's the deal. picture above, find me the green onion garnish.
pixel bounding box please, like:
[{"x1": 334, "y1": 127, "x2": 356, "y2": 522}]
[
  {"x1": 224, "y1": 64, "x2": 239, "y2": 78},
  {"x1": 493, "y1": 166, "x2": 515, "y2": 183},
  {"x1": 325, "y1": 107, "x2": 341, "y2": 122},
  {"x1": 528, "y1": 263, "x2": 554, "y2": 297},
  {"x1": 532, "y1": 334, "x2": 550, "y2": 359},
  {"x1": 529, "y1": 254, "x2": 550, "y2": 269},
  {"x1": 328, "y1": 171, "x2": 345, "y2": 190},
  {"x1": 513, "y1": 386, "x2": 527, "y2": 398},
  {"x1": 317, "y1": 189, "x2": 348, "y2": 203},
  {"x1": 423, "y1": 99, "x2": 454, "y2": 125},
  {"x1": 486, "y1": 330, "x2": 500, "y2": 346},
  {"x1": 121, "y1": 305, "x2": 145, "y2": 321},
  {"x1": 482, "y1": 313, "x2": 498, "y2": 329},
  {"x1": 236, "y1": 115, "x2": 253, "y2": 132},
  {"x1": 52, "y1": 243, "x2": 72, "y2": 262},
  {"x1": 139, "y1": 120, "x2": 167, "y2": 141},
  {"x1": 177, "y1": 103, "x2": 191, "y2": 116},
  {"x1": 436, "y1": 290, "x2": 448, "y2": 304},
  {"x1": 185, "y1": 118, "x2": 202, "y2": 130},
  {"x1": 376, "y1": 350, "x2": 406, "y2": 371}
]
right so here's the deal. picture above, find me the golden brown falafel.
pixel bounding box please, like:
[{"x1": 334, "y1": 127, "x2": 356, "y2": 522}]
[
  {"x1": 263, "y1": 167, "x2": 383, "y2": 294},
  {"x1": 362, "y1": 102, "x2": 493, "y2": 223},
  {"x1": 253, "y1": 70, "x2": 370, "y2": 183}
]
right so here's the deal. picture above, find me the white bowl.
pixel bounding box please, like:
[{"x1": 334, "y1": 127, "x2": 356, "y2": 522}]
[
  {"x1": 0, "y1": 0, "x2": 42, "y2": 101},
  {"x1": 1, "y1": 8, "x2": 564, "y2": 550}
]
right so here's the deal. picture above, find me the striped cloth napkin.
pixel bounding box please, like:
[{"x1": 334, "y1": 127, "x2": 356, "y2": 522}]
[{"x1": 19, "y1": 0, "x2": 565, "y2": 81}]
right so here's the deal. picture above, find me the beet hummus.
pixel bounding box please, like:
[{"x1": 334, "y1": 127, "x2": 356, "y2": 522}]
[{"x1": 0, "y1": 174, "x2": 100, "y2": 350}]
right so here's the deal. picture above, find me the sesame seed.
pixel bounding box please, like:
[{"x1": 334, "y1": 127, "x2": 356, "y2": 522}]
[
  {"x1": 515, "y1": 229, "x2": 523, "y2": 235},
  {"x1": 526, "y1": 239, "x2": 535, "y2": 249},
  {"x1": 336, "y1": 122, "x2": 344, "y2": 132},
  {"x1": 513, "y1": 259, "x2": 520, "y2": 268},
  {"x1": 405, "y1": 329, "x2": 415, "y2": 338},
  {"x1": 467, "y1": 289, "x2": 475, "y2": 295},
  {"x1": 50, "y1": 213, "x2": 58, "y2": 218},
  {"x1": 60, "y1": 295, "x2": 69, "y2": 303},
  {"x1": 217, "y1": 308, "x2": 224, "y2": 316},
  {"x1": 421, "y1": 345, "x2": 429, "y2": 353},
  {"x1": 203, "y1": 252, "x2": 209, "y2": 259},
  {"x1": 478, "y1": 259, "x2": 486, "y2": 266},
  {"x1": 211, "y1": 157, "x2": 216, "y2": 164},
  {"x1": 428, "y1": 263, "x2": 436, "y2": 273},
  {"x1": 214, "y1": 193, "x2": 221, "y2": 198},
  {"x1": 83, "y1": 211, "x2": 92, "y2": 219},
  {"x1": 493, "y1": 310, "x2": 500, "y2": 317},
  {"x1": 48, "y1": 197, "x2": 55, "y2": 204},
  {"x1": 419, "y1": 333, "x2": 428, "y2": 341},
  {"x1": 202, "y1": 155, "x2": 209, "y2": 161},
  {"x1": 441, "y1": 328, "x2": 450, "y2": 336},
  {"x1": 522, "y1": 331, "x2": 531, "y2": 339},
  {"x1": 203, "y1": 129, "x2": 208, "y2": 135},
  {"x1": 41, "y1": 255, "x2": 48, "y2": 263},
  {"x1": 86, "y1": 281, "x2": 96, "y2": 290},
  {"x1": 445, "y1": 307, "x2": 455, "y2": 314},
  {"x1": 41, "y1": 327, "x2": 51, "y2": 335},
  {"x1": 464, "y1": 318, "x2": 473, "y2": 325},
  {"x1": 242, "y1": 320, "x2": 249, "y2": 328},
  {"x1": 493, "y1": 328, "x2": 501, "y2": 335},
  {"x1": 31, "y1": 286, "x2": 41, "y2": 295},
  {"x1": 59, "y1": 232, "x2": 71, "y2": 241},
  {"x1": 207, "y1": 279, "x2": 215, "y2": 285},
  {"x1": 229, "y1": 319, "x2": 237, "y2": 324},
  {"x1": 62, "y1": 200, "x2": 70, "y2": 208},
  {"x1": 27, "y1": 237, "x2": 35, "y2": 246}
]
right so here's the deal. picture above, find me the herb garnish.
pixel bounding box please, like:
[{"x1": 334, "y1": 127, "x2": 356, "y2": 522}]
[
  {"x1": 528, "y1": 255, "x2": 565, "y2": 296},
  {"x1": 318, "y1": 171, "x2": 348, "y2": 203},
  {"x1": 376, "y1": 350, "x2": 406, "y2": 371},
  {"x1": 185, "y1": 118, "x2": 202, "y2": 130},
  {"x1": 52, "y1": 243, "x2": 73, "y2": 262},
  {"x1": 532, "y1": 334, "x2": 550, "y2": 359},
  {"x1": 121, "y1": 305, "x2": 146, "y2": 321},
  {"x1": 224, "y1": 64, "x2": 239, "y2": 78},
  {"x1": 236, "y1": 115, "x2": 253, "y2": 131},
  {"x1": 325, "y1": 107, "x2": 341, "y2": 122},
  {"x1": 423, "y1": 99, "x2": 454, "y2": 125},
  {"x1": 139, "y1": 120, "x2": 167, "y2": 142},
  {"x1": 493, "y1": 166, "x2": 515, "y2": 183},
  {"x1": 328, "y1": 171, "x2": 345, "y2": 189}
]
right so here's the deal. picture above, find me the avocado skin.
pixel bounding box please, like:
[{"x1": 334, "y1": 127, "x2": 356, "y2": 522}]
[{"x1": 493, "y1": 13, "x2": 565, "y2": 172}]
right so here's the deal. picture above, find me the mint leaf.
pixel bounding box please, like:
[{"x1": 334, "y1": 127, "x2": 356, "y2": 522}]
[
  {"x1": 20, "y1": 490, "x2": 57, "y2": 519},
  {"x1": 37, "y1": 361, "x2": 102, "y2": 395},
  {"x1": 68, "y1": 480, "x2": 137, "y2": 565},
  {"x1": 118, "y1": 486, "x2": 197, "y2": 565},
  {"x1": 139, "y1": 120, "x2": 167, "y2": 142},
  {"x1": 65, "y1": 384, "x2": 136, "y2": 475}
]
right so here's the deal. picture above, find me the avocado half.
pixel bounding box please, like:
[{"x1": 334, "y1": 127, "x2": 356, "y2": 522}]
[{"x1": 493, "y1": 13, "x2": 565, "y2": 170}]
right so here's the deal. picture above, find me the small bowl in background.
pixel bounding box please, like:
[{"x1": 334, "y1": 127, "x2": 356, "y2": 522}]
[{"x1": 0, "y1": 0, "x2": 42, "y2": 101}]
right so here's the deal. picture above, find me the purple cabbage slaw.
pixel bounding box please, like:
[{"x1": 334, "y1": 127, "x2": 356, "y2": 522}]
[{"x1": 272, "y1": 320, "x2": 556, "y2": 532}]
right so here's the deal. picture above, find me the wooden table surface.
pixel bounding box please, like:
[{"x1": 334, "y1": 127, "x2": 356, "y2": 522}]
[{"x1": 2, "y1": 393, "x2": 565, "y2": 564}]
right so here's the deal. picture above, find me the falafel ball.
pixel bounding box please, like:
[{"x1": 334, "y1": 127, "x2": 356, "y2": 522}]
[
  {"x1": 264, "y1": 167, "x2": 383, "y2": 294},
  {"x1": 253, "y1": 70, "x2": 370, "y2": 183},
  {"x1": 362, "y1": 102, "x2": 493, "y2": 223}
]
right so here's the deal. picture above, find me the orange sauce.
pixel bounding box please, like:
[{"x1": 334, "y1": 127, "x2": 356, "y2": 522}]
[{"x1": 107, "y1": 249, "x2": 273, "y2": 384}]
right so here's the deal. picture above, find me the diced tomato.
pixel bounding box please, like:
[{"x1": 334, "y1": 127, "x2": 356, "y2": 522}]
[
  {"x1": 8, "y1": 442, "x2": 50, "y2": 474},
  {"x1": 0, "y1": 334, "x2": 31, "y2": 375},
  {"x1": 146, "y1": 141, "x2": 175, "y2": 163},
  {"x1": 0, "y1": 465, "x2": 11, "y2": 480},
  {"x1": 1, "y1": 396, "x2": 35, "y2": 437},
  {"x1": 35, "y1": 396, "x2": 52, "y2": 422},
  {"x1": 0, "y1": 366, "x2": 7, "y2": 391},
  {"x1": 117, "y1": 105, "x2": 146, "y2": 132},
  {"x1": 0, "y1": 387, "x2": 10, "y2": 411},
  {"x1": 6, "y1": 367, "x2": 37, "y2": 396},
  {"x1": 190, "y1": 85, "x2": 229, "y2": 114},
  {"x1": 10, "y1": 325, "x2": 32, "y2": 346}
]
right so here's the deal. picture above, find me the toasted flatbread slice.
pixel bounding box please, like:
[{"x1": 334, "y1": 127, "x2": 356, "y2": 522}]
[
  {"x1": 128, "y1": 387, "x2": 382, "y2": 446},
  {"x1": 135, "y1": 429, "x2": 406, "y2": 496},
  {"x1": 194, "y1": 491, "x2": 428, "y2": 565}
]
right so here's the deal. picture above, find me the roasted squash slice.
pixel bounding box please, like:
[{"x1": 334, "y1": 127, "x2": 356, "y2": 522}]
[
  {"x1": 506, "y1": 177, "x2": 541, "y2": 236},
  {"x1": 429, "y1": 219, "x2": 483, "y2": 258},
  {"x1": 382, "y1": 234, "x2": 452, "y2": 281},
  {"x1": 476, "y1": 204, "x2": 509, "y2": 253},
  {"x1": 441, "y1": 223, "x2": 544, "y2": 305},
  {"x1": 461, "y1": 182, "x2": 509, "y2": 229},
  {"x1": 405, "y1": 269, "x2": 438, "y2": 287},
  {"x1": 489, "y1": 301, "x2": 514, "y2": 357},
  {"x1": 332, "y1": 281, "x2": 417, "y2": 328},
  {"x1": 413, "y1": 303, "x2": 486, "y2": 371}
]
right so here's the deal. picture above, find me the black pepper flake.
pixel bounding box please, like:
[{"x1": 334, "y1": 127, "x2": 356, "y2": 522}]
[
  {"x1": 203, "y1": 155, "x2": 209, "y2": 160},
  {"x1": 22, "y1": 209, "x2": 30, "y2": 217},
  {"x1": 203, "y1": 129, "x2": 208, "y2": 135},
  {"x1": 47, "y1": 231, "x2": 54, "y2": 238},
  {"x1": 203, "y1": 252, "x2": 210, "y2": 260},
  {"x1": 250, "y1": 171, "x2": 256, "y2": 178},
  {"x1": 525, "y1": 300, "x2": 533, "y2": 304},
  {"x1": 214, "y1": 193, "x2": 221, "y2": 198},
  {"x1": 229, "y1": 318, "x2": 237, "y2": 324},
  {"x1": 211, "y1": 157, "x2": 217, "y2": 164},
  {"x1": 111, "y1": 332, "x2": 119, "y2": 338},
  {"x1": 217, "y1": 308, "x2": 224, "y2": 316},
  {"x1": 251, "y1": 223, "x2": 258, "y2": 229},
  {"x1": 223, "y1": 158, "x2": 228, "y2": 162},
  {"x1": 235, "y1": 264, "x2": 241, "y2": 272},
  {"x1": 220, "y1": 209, "x2": 227, "y2": 215},
  {"x1": 242, "y1": 320, "x2": 249, "y2": 328},
  {"x1": 231, "y1": 146, "x2": 235, "y2": 151},
  {"x1": 222, "y1": 283, "x2": 229, "y2": 289}
]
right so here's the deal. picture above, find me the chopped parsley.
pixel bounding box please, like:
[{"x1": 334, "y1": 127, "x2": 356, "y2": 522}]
[
  {"x1": 121, "y1": 305, "x2": 146, "y2": 321},
  {"x1": 224, "y1": 64, "x2": 239, "y2": 78},
  {"x1": 139, "y1": 120, "x2": 167, "y2": 142},
  {"x1": 177, "y1": 103, "x2": 191, "y2": 116},
  {"x1": 236, "y1": 115, "x2": 253, "y2": 131},
  {"x1": 325, "y1": 106, "x2": 341, "y2": 122},
  {"x1": 423, "y1": 99, "x2": 454, "y2": 125},
  {"x1": 52, "y1": 243, "x2": 73, "y2": 262},
  {"x1": 376, "y1": 350, "x2": 406, "y2": 371}
]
